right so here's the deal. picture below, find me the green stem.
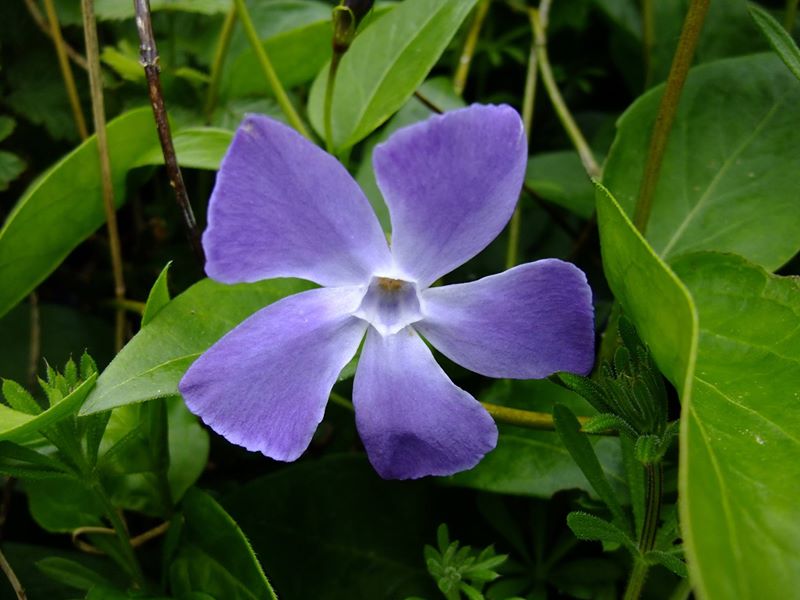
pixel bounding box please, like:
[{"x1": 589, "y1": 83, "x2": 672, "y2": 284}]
[
  {"x1": 43, "y1": 0, "x2": 88, "y2": 140},
  {"x1": 668, "y1": 577, "x2": 693, "y2": 600},
  {"x1": 786, "y1": 0, "x2": 799, "y2": 31},
  {"x1": 531, "y1": 6, "x2": 600, "y2": 179},
  {"x1": 481, "y1": 402, "x2": 614, "y2": 434},
  {"x1": 623, "y1": 558, "x2": 649, "y2": 600},
  {"x1": 623, "y1": 462, "x2": 663, "y2": 600},
  {"x1": 631, "y1": 0, "x2": 710, "y2": 234},
  {"x1": 505, "y1": 8, "x2": 537, "y2": 269},
  {"x1": 204, "y1": 6, "x2": 237, "y2": 121},
  {"x1": 232, "y1": 0, "x2": 311, "y2": 139},
  {"x1": 0, "y1": 547, "x2": 25, "y2": 600},
  {"x1": 642, "y1": 0, "x2": 654, "y2": 87},
  {"x1": 324, "y1": 52, "x2": 343, "y2": 153},
  {"x1": 453, "y1": 0, "x2": 491, "y2": 95}
]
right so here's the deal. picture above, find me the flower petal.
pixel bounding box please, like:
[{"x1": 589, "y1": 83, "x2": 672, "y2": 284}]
[
  {"x1": 179, "y1": 287, "x2": 367, "y2": 461},
  {"x1": 204, "y1": 115, "x2": 392, "y2": 287},
  {"x1": 353, "y1": 327, "x2": 497, "y2": 479},
  {"x1": 373, "y1": 104, "x2": 527, "y2": 286},
  {"x1": 416, "y1": 260, "x2": 595, "y2": 378}
]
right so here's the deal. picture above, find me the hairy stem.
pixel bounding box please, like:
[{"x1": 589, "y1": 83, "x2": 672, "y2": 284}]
[
  {"x1": 453, "y1": 0, "x2": 491, "y2": 95},
  {"x1": 232, "y1": 0, "x2": 311, "y2": 139},
  {"x1": 23, "y1": 0, "x2": 88, "y2": 71},
  {"x1": 531, "y1": 5, "x2": 600, "y2": 179},
  {"x1": 505, "y1": 8, "x2": 537, "y2": 269},
  {"x1": 81, "y1": 0, "x2": 126, "y2": 352},
  {"x1": 786, "y1": 0, "x2": 799, "y2": 31},
  {"x1": 43, "y1": 0, "x2": 88, "y2": 139},
  {"x1": 623, "y1": 462, "x2": 663, "y2": 600},
  {"x1": 632, "y1": 0, "x2": 710, "y2": 234},
  {"x1": 204, "y1": 6, "x2": 237, "y2": 121},
  {"x1": 134, "y1": 0, "x2": 205, "y2": 266}
]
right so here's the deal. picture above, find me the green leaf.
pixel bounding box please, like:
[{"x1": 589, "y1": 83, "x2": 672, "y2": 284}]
[
  {"x1": 94, "y1": 0, "x2": 230, "y2": 20},
  {"x1": 553, "y1": 404, "x2": 627, "y2": 527},
  {"x1": 0, "y1": 115, "x2": 15, "y2": 141},
  {"x1": 748, "y1": 3, "x2": 800, "y2": 82},
  {"x1": 36, "y1": 557, "x2": 114, "y2": 591},
  {"x1": 2, "y1": 379, "x2": 41, "y2": 415},
  {"x1": 170, "y1": 488, "x2": 278, "y2": 600},
  {"x1": 221, "y1": 455, "x2": 438, "y2": 599},
  {"x1": 0, "y1": 373, "x2": 96, "y2": 442},
  {"x1": 0, "y1": 150, "x2": 26, "y2": 191},
  {"x1": 81, "y1": 278, "x2": 312, "y2": 414},
  {"x1": 142, "y1": 262, "x2": 173, "y2": 327},
  {"x1": 671, "y1": 252, "x2": 800, "y2": 599},
  {"x1": 525, "y1": 151, "x2": 595, "y2": 218},
  {"x1": 566, "y1": 512, "x2": 637, "y2": 554},
  {"x1": 603, "y1": 53, "x2": 800, "y2": 271},
  {"x1": 308, "y1": 0, "x2": 480, "y2": 150},
  {"x1": 0, "y1": 109, "x2": 157, "y2": 319},
  {"x1": 450, "y1": 379, "x2": 626, "y2": 499},
  {"x1": 594, "y1": 183, "x2": 697, "y2": 393},
  {"x1": 0, "y1": 110, "x2": 232, "y2": 320},
  {"x1": 644, "y1": 550, "x2": 688, "y2": 578}
]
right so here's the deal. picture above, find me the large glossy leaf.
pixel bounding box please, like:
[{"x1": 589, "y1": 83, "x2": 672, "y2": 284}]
[
  {"x1": 450, "y1": 379, "x2": 626, "y2": 500},
  {"x1": 0, "y1": 110, "x2": 232, "y2": 320},
  {"x1": 170, "y1": 488, "x2": 278, "y2": 600},
  {"x1": 594, "y1": 183, "x2": 697, "y2": 391},
  {"x1": 80, "y1": 278, "x2": 312, "y2": 414},
  {"x1": 221, "y1": 455, "x2": 438, "y2": 600},
  {"x1": 307, "y1": 0, "x2": 479, "y2": 150},
  {"x1": 603, "y1": 53, "x2": 800, "y2": 271},
  {"x1": 672, "y1": 252, "x2": 800, "y2": 599}
]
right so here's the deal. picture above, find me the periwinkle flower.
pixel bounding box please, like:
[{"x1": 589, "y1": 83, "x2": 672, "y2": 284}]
[{"x1": 179, "y1": 105, "x2": 594, "y2": 479}]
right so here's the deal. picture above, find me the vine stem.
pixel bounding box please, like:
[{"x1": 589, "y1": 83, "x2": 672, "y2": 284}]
[
  {"x1": 23, "y1": 0, "x2": 88, "y2": 71},
  {"x1": 134, "y1": 0, "x2": 205, "y2": 266},
  {"x1": 531, "y1": 5, "x2": 600, "y2": 179},
  {"x1": 232, "y1": 0, "x2": 311, "y2": 139},
  {"x1": 631, "y1": 0, "x2": 710, "y2": 234},
  {"x1": 43, "y1": 0, "x2": 88, "y2": 140},
  {"x1": 81, "y1": 0, "x2": 126, "y2": 352},
  {"x1": 204, "y1": 6, "x2": 237, "y2": 122},
  {"x1": 786, "y1": 0, "x2": 799, "y2": 31},
  {"x1": 453, "y1": 0, "x2": 491, "y2": 96},
  {"x1": 505, "y1": 6, "x2": 538, "y2": 269}
]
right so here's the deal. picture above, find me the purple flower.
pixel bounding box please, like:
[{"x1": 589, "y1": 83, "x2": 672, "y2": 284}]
[{"x1": 178, "y1": 104, "x2": 594, "y2": 480}]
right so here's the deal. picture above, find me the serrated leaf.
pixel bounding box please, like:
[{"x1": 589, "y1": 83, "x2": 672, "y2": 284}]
[
  {"x1": 566, "y1": 511, "x2": 637, "y2": 554},
  {"x1": 748, "y1": 3, "x2": 800, "y2": 82},
  {"x1": 81, "y1": 278, "x2": 312, "y2": 414},
  {"x1": 308, "y1": 0, "x2": 480, "y2": 150},
  {"x1": 2, "y1": 379, "x2": 41, "y2": 415},
  {"x1": 0, "y1": 373, "x2": 96, "y2": 442},
  {"x1": 644, "y1": 550, "x2": 688, "y2": 578}
]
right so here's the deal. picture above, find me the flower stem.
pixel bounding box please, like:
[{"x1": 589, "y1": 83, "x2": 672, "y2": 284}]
[
  {"x1": 531, "y1": 5, "x2": 600, "y2": 179},
  {"x1": 505, "y1": 7, "x2": 537, "y2": 269},
  {"x1": 631, "y1": 0, "x2": 710, "y2": 234},
  {"x1": 453, "y1": 0, "x2": 491, "y2": 96},
  {"x1": 134, "y1": 0, "x2": 205, "y2": 266},
  {"x1": 481, "y1": 402, "x2": 614, "y2": 435},
  {"x1": 785, "y1": 0, "x2": 799, "y2": 31},
  {"x1": 43, "y1": 0, "x2": 88, "y2": 140},
  {"x1": 324, "y1": 51, "x2": 343, "y2": 153},
  {"x1": 232, "y1": 0, "x2": 311, "y2": 139},
  {"x1": 204, "y1": 6, "x2": 237, "y2": 122},
  {"x1": 81, "y1": 0, "x2": 126, "y2": 352}
]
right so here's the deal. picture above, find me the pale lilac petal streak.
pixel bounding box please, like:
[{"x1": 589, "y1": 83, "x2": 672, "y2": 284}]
[
  {"x1": 373, "y1": 104, "x2": 527, "y2": 287},
  {"x1": 416, "y1": 260, "x2": 595, "y2": 378},
  {"x1": 203, "y1": 115, "x2": 391, "y2": 287},
  {"x1": 353, "y1": 328, "x2": 497, "y2": 479},
  {"x1": 179, "y1": 287, "x2": 367, "y2": 461}
]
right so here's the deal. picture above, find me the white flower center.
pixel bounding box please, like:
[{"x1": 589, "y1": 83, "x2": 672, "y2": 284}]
[{"x1": 354, "y1": 276, "x2": 423, "y2": 336}]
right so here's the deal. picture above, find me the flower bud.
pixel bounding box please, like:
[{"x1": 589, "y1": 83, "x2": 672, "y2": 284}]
[{"x1": 332, "y1": 0, "x2": 375, "y2": 54}]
